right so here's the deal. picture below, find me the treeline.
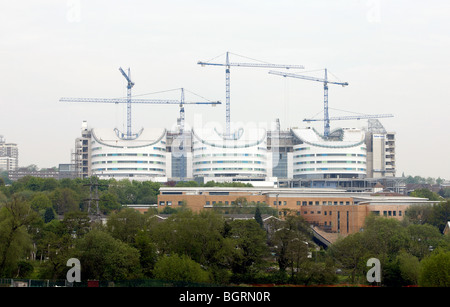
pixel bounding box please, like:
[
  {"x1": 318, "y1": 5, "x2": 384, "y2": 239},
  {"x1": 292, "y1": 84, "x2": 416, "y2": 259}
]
[
  {"x1": 0, "y1": 193, "x2": 321, "y2": 285},
  {"x1": 403, "y1": 174, "x2": 446, "y2": 185},
  {"x1": 331, "y1": 201, "x2": 450, "y2": 286},
  {"x1": 0, "y1": 176, "x2": 253, "y2": 219},
  {"x1": 1, "y1": 175, "x2": 450, "y2": 286}
]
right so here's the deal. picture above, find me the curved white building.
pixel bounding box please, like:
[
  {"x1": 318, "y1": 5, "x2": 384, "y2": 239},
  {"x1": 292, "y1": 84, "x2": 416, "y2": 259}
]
[
  {"x1": 291, "y1": 127, "x2": 367, "y2": 179},
  {"x1": 90, "y1": 127, "x2": 167, "y2": 180},
  {"x1": 192, "y1": 127, "x2": 268, "y2": 179}
]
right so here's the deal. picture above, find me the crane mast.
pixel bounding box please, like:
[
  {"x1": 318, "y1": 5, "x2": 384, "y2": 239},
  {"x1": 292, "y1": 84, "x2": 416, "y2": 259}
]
[
  {"x1": 198, "y1": 51, "x2": 304, "y2": 137},
  {"x1": 60, "y1": 68, "x2": 221, "y2": 139},
  {"x1": 118, "y1": 67, "x2": 135, "y2": 138},
  {"x1": 269, "y1": 69, "x2": 348, "y2": 138}
]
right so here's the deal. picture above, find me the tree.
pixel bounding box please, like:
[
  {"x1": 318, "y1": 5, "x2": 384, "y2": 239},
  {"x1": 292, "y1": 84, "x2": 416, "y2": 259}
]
[
  {"x1": 410, "y1": 188, "x2": 442, "y2": 201},
  {"x1": 406, "y1": 223, "x2": 442, "y2": 260},
  {"x1": 62, "y1": 211, "x2": 91, "y2": 238},
  {"x1": 0, "y1": 196, "x2": 38, "y2": 277},
  {"x1": 44, "y1": 207, "x2": 56, "y2": 223},
  {"x1": 50, "y1": 188, "x2": 80, "y2": 215},
  {"x1": 151, "y1": 210, "x2": 230, "y2": 267},
  {"x1": 30, "y1": 192, "x2": 52, "y2": 212},
  {"x1": 134, "y1": 230, "x2": 158, "y2": 278},
  {"x1": 254, "y1": 206, "x2": 264, "y2": 229},
  {"x1": 153, "y1": 254, "x2": 210, "y2": 283},
  {"x1": 329, "y1": 232, "x2": 367, "y2": 284},
  {"x1": 419, "y1": 249, "x2": 450, "y2": 287},
  {"x1": 106, "y1": 208, "x2": 146, "y2": 244},
  {"x1": 228, "y1": 219, "x2": 269, "y2": 280},
  {"x1": 362, "y1": 215, "x2": 411, "y2": 262},
  {"x1": 397, "y1": 251, "x2": 420, "y2": 286},
  {"x1": 430, "y1": 200, "x2": 450, "y2": 232},
  {"x1": 34, "y1": 220, "x2": 73, "y2": 279},
  {"x1": 404, "y1": 203, "x2": 434, "y2": 225},
  {"x1": 269, "y1": 215, "x2": 312, "y2": 276},
  {"x1": 99, "y1": 192, "x2": 121, "y2": 214},
  {"x1": 74, "y1": 229, "x2": 142, "y2": 281}
]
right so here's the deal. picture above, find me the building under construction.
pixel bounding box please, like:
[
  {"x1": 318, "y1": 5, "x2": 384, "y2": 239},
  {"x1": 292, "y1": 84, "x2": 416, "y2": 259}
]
[
  {"x1": 67, "y1": 54, "x2": 397, "y2": 191},
  {"x1": 73, "y1": 117, "x2": 396, "y2": 193}
]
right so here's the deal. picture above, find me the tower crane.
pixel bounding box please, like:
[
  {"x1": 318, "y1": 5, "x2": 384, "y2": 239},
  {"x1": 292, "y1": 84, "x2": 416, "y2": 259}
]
[
  {"x1": 60, "y1": 68, "x2": 221, "y2": 139},
  {"x1": 60, "y1": 96, "x2": 221, "y2": 136},
  {"x1": 119, "y1": 67, "x2": 134, "y2": 139},
  {"x1": 269, "y1": 69, "x2": 393, "y2": 136},
  {"x1": 61, "y1": 86, "x2": 220, "y2": 181},
  {"x1": 198, "y1": 52, "x2": 304, "y2": 137},
  {"x1": 303, "y1": 113, "x2": 393, "y2": 122},
  {"x1": 269, "y1": 69, "x2": 348, "y2": 138}
]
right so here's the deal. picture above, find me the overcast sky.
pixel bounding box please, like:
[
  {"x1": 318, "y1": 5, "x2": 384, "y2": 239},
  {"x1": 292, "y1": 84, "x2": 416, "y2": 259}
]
[{"x1": 1, "y1": 1, "x2": 449, "y2": 179}]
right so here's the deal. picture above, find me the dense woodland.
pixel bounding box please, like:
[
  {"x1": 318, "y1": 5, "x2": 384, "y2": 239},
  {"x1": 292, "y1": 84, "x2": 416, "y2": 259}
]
[{"x1": 1, "y1": 175, "x2": 450, "y2": 286}]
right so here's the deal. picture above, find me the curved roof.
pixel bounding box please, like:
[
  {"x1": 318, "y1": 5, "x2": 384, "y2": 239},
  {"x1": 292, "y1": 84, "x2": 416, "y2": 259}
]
[
  {"x1": 91, "y1": 127, "x2": 166, "y2": 148},
  {"x1": 291, "y1": 127, "x2": 365, "y2": 148},
  {"x1": 192, "y1": 127, "x2": 266, "y2": 149}
]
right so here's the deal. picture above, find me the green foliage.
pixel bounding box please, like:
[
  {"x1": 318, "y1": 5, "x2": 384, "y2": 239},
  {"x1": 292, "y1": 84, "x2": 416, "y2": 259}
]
[
  {"x1": 419, "y1": 249, "x2": 450, "y2": 287},
  {"x1": 106, "y1": 208, "x2": 147, "y2": 244},
  {"x1": 43, "y1": 207, "x2": 56, "y2": 223},
  {"x1": 268, "y1": 215, "x2": 313, "y2": 277},
  {"x1": 410, "y1": 188, "x2": 442, "y2": 201},
  {"x1": 404, "y1": 175, "x2": 444, "y2": 185},
  {"x1": 74, "y1": 229, "x2": 142, "y2": 281},
  {"x1": 153, "y1": 254, "x2": 210, "y2": 283},
  {"x1": 0, "y1": 196, "x2": 38, "y2": 277},
  {"x1": 254, "y1": 206, "x2": 264, "y2": 228},
  {"x1": 2, "y1": 175, "x2": 450, "y2": 286},
  {"x1": 228, "y1": 219, "x2": 269, "y2": 278},
  {"x1": 30, "y1": 192, "x2": 52, "y2": 211},
  {"x1": 151, "y1": 210, "x2": 230, "y2": 268},
  {"x1": 397, "y1": 251, "x2": 420, "y2": 286}
]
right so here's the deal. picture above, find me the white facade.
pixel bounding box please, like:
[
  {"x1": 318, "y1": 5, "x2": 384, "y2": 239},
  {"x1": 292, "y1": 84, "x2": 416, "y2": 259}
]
[
  {"x1": 0, "y1": 157, "x2": 17, "y2": 172},
  {"x1": 291, "y1": 128, "x2": 367, "y2": 179},
  {"x1": 0, "y1": 137, "x2": 18, "y2": 171},
  {"x1": 192, "y1": 127, "x2": 268, "y2": 179},
  {"x1": 90, "y1": 127, "x2": 168, "y2": 181}
]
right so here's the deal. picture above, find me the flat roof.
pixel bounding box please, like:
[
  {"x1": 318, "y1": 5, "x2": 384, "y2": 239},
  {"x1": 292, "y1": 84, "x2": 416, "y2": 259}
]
[{"x1": 159, "y1": 187, "x2": 435, "y2": 203}]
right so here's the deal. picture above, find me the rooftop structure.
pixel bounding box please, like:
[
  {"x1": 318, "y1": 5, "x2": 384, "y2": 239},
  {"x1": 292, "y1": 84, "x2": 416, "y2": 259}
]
[
  {"x1": 291, "y1": 127, "x2": 367, "y2": 179},
  {"x1": 90, "y1": 127, "x2": 168, "y2": 181},
  {"x1": 192, "y1": 126, "x2": 268, "y2": 179}
]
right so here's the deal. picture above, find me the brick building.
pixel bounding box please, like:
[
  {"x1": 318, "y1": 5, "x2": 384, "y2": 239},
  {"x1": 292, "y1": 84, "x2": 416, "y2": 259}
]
[{"x1": 156, "y1": 187, "x2": 435, "y2": 237}]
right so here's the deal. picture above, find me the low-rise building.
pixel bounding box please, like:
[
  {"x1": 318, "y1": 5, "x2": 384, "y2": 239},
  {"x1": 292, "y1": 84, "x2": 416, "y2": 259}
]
[{"x1": 156, "y1": 187, "x2": 436, "y2": 237}]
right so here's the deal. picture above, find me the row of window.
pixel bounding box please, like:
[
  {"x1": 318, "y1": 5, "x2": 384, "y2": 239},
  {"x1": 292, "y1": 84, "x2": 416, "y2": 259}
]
[
  {"x1": 295, "y1": 153, "x2": 367, "y2": 158},
  {"x1": 194, "y1": 160, "x2": 265, "y2": 165},
  {"x1": 373, "y1": 210, "x2": 403, "y2": 217},
  {"x1": 194, "y1": 153, "x2": 266, "y2": 158},
  {"x1": 294, "y1": 160, "x2": 366, "y2": 165},
  {"x1": 294, "y1": 146, "x2": 367, "y2": 152},
  {"x1": 194, "y1": 167, "x2": 267, "y2": 172},
  {"x1": 92, "y1": 160, "x2": 165, "y2": 165},
  {"x1": 159, "y1": 201, "x2": 183, "y2": 206},
  {"x1": 194, "y1": 146, "x2": 267, "y2": 151},
  {"x1": 92, "y1": 147, "x2": 165, "y2": 153},
  {"x1": 294, "y1": 167, "x2": 366, "y2": 172},
  {"x1": 293, "y1": 147, "x2": 311, "y2": 152},
  {"x1": 274, "y1": 200, "x2": 352, "y2": 206},
  {"x1": 93, "y1": 167, "x2": 164, "y2": 172},
  {"x1": 92, "y1": 153, "x2": 165, "y2": 158},
  {"x1": 158, "y1": 200, "x2": 353, "y2": 207}
]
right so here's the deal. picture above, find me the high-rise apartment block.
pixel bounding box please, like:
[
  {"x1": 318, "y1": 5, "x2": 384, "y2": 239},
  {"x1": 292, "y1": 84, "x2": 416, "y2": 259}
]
[
  {"x1": 73, "y1": 121, "x2": 92, "y2": 178},
  {"x1": 0, "y1": 135, "x2": 18, "y2": 172}
]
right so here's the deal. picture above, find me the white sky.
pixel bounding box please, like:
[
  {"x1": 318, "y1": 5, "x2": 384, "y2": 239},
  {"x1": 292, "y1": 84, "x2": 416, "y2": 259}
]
[{"x1": 0, "y1": 1, "x2": 449, "y2": 179}]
